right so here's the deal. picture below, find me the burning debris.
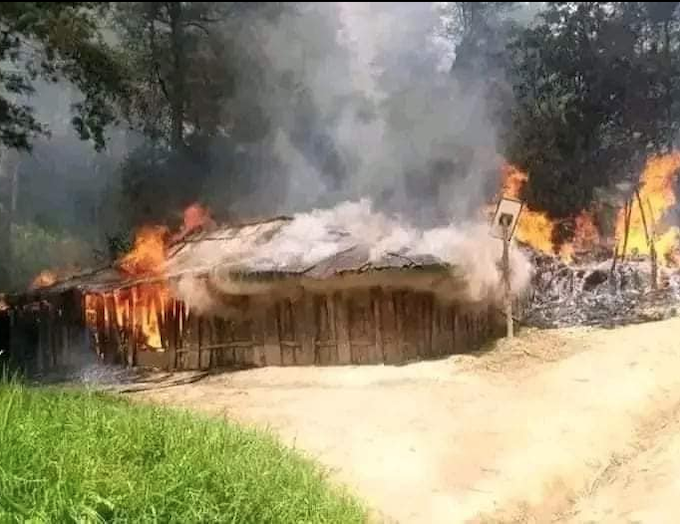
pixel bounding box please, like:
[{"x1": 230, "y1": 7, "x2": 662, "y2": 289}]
[
  {"x1": 613, "y1": 153, "x2": 680, "y2": 264},
  {"x1": 498, "y1": 164, "x2": 601, "y2": 262},
  {"x1": 524, "y1": 251, "x2": 680, "y2": 329},
  {"x1": 505, "y1": 153, "x2": 680, "y2": 329}
]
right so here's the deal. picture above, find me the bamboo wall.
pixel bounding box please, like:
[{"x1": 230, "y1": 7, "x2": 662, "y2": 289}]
[
  {"x1": 9, "y1": 286, "x2": 503, "y2": 373},
  {"x1": 7, "y1": 290, "x2": 90, "y2": 375},
  {"x1": 88, "y1": 286, "x2": 501, "y2": 370}
]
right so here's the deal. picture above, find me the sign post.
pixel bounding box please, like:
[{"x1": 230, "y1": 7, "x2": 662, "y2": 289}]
[{"x1": 490, "y1": 197, "x2": 524, "y2": 339}]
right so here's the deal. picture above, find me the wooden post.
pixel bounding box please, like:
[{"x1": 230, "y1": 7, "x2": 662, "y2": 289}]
[
  {"x1": 611, "y1": 199, "x2": 631, "y2": 275},
  {"x1": 610, "y1": 240, "x2": 619, "y2": 275},
  {"x1": 646, "y1": 199, "x2": 658, "y2": 290},
  {"x1": 127, "y1": 290, "x2": 136, "y2": 367},
  {"x1": 501, "y1": 219, "x2": 513, "y2": 339},
  {"x1": 635, "y1": 190, "x2": 657, "y2": 290},
  {"x1": 334, "y1": 292, "x2": 352, "y2": 364}
]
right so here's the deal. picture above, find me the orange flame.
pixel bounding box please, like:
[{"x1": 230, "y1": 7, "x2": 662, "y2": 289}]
[
  {"x1": 183, "y1": 203, "x2": 214, "y2": 234},
  {"x1": 118, "y1": 203, "x2": 213, "y2": 276},
  {"x1": 85, "y1": 283, "x2": 169, "y2": 350},
  {"x1": 498, "y1": 165, "x2": 601, "y2": 261},
  {"x1": 118, "y1": 225, "x2": 169, "y2": 276},
  {"x1": 501, "y1": 163, "x2": 527, "y2": 200},
  {"x1": 500, "y1": 164, "x2": 557, "y2": 255},
  {"x1": 573, "y1": 210, "x2": 600, "y2": 248},
  {"x1": 615, "y1": 153, "x2": 680, "y2": 264},
  {"x1": 559, "y1": 210, "x2": 601, "y2": 262},
  {"x1": 102, "y1": 202, "x2": 211, "y2": 350},
  {"x1": 171, "y1": 203, "x2": 215, "y2": 244},
  {"x1": 30, "y1": 270, "x2": 58, "y2": 289}
]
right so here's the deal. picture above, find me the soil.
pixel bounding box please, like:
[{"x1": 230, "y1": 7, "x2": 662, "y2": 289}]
[{"x1": 126, "y1": 318, "x2": 680, "y2": 523}]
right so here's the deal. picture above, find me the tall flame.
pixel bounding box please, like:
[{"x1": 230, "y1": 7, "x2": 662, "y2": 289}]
[
  {"x1": 96, "y1": 202, "x2": 211, "y2": 350},
  {"x1": 84, "y1": 284, "x2": 168, "y2": 350},
  {"x1": 500, "y1": 164, "x2": 557, "y2": 255},
  {"x1": 615, "y1": 153, "x2": 680, "y2": 263},
  {"x1": 499, "y1": 164, "x2": 601, "y2": 261},
  {"x1": 118, "y1": 226, "x2": 169, "y2": 276}
]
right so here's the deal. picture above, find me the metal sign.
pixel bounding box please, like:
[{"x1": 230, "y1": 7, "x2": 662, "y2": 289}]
[{"x1": 490, "y1": 197, "x2": 524, "y2": 241}]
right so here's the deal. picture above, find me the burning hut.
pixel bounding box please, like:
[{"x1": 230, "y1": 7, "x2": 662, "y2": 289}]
[{"x1": 3, "y1": 209, "x2": 520, "y2": 374}]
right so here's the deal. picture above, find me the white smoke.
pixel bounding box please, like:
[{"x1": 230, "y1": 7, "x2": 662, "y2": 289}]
[
  {"x1": 172, "y1": 199, "x2": 532, "y2": 313},
  {"x1": 173, "y1": 4, "x2": 535, "y2": 314},
  {"x1": 251, "y1": 2, "x2": 506, "y2": 224}
]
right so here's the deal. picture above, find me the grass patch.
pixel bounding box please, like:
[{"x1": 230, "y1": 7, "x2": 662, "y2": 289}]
[{"x1": 0, "y1": 380, "x2": 365, "y2": 523}]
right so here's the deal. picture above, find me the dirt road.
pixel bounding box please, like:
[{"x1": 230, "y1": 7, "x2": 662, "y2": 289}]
[{"x1": 130, "y1": 318, "x2": 680, "y2": 523}]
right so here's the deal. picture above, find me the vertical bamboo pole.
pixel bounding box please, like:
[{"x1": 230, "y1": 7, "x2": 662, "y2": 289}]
[
  {"x1": 128, "y1": 289, "x2": 136, "y2": 367},
  {"x1": 646, "y1": 198, "x2": 658, "y2": 290},
  {"x1": 611, "y1": 199, "x2": 630, "y2": 275},
  {"x1": 634, "y1": 189, "x2": 656, "y2": 290},
  {"x1": 501, "y1": 218, "x2": 513, "y2": 339},
  {"x1": 621, "y1": 197, "x2": 633, "y2": 261}
]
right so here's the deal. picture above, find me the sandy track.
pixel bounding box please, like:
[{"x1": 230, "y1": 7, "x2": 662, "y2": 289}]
[{"x1": 130, "y1": 319, "x2": 680, "y2": 523}]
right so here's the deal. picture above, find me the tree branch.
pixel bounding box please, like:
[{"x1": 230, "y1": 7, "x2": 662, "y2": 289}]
[{"x1": 183, "y1": 20, "x2": 210, "y2": 36}]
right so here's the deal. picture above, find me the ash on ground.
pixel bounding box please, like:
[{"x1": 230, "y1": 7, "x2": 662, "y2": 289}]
[
  {"x1": 522, "y1": 250, "x2": 680, "y2": 329},
  {"x1": 33, "y1": 363, "x2": 145, "y2": 388}
]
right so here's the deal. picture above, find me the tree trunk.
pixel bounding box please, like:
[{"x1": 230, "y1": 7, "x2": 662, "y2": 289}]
[
  {"x1": 0, "y1": 148, "x2": 19, "y2": 290},
  {"x1": 168, "y1": 1, "x2": 185, "y2": 149},
  {"x1": 664, "y1": 18, "x2": 673, "y2": 150}
]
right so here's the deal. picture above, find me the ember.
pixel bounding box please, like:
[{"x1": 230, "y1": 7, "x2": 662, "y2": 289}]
[{"x1": 30, "y1": 270, "x2": 58, "y2": 289}]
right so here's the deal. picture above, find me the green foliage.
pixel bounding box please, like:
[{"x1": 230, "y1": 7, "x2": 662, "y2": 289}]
[
  {"x1": 0, "y1": 2, "x2": 131, "y2": 150},
  {"x1": 113, "y1": 2, "x2": 285, "y2": 147},
  {"x1": 503, "y1": 2, "x2": 680, "y2": 219},
  {"x1": 0, "y1": 382, "x2": 365, "y2": 523},
  {"x1": 10, "y1": 222, "x2": 93, "y2": 291}
]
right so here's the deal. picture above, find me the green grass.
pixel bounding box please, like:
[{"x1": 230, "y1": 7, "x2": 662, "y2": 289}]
[{"x1": 0, "y1": 380, "x2": 365, "y2": 523}]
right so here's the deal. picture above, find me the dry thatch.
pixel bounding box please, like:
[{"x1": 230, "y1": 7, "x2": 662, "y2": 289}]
[{"x1": 10, "y1": 217, "x2": 457, "y2": 305}]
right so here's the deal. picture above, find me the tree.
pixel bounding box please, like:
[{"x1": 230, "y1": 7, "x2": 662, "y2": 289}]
[
  {"x1": 0, "y1": 2, "x2": 130, "y2": 289},
  {"x1": 0, "y1": 2, "x2": 130, "y2": 150},
  {"x1": 504, "y1": 2, "x2": 680, "y2": 226},
  {"x1": 113, "y1": 2, "x2": 285, "y2": 148}
]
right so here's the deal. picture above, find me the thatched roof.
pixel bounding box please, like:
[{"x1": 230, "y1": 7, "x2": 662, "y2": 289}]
[{"x1": 11, "y1": 216, "x2": 452, "y2": 303}]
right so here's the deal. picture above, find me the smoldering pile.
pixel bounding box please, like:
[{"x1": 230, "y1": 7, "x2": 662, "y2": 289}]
[{"x1": 522, "y1": 248, "x2": 680, "y2": 328}]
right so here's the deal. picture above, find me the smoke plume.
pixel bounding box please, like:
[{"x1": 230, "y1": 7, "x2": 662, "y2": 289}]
[
  {"x1": 171, "y1": 199, "x2": 532, "y2": 313},
  {"x1": 245, "y1": 2, "x2": 506, "y2": 224}
]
